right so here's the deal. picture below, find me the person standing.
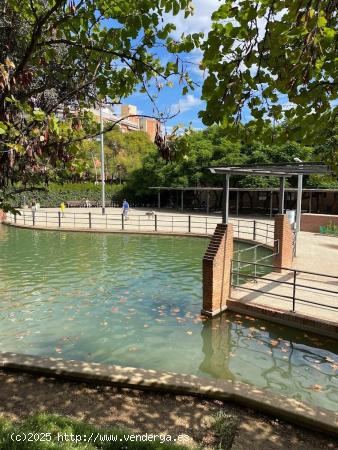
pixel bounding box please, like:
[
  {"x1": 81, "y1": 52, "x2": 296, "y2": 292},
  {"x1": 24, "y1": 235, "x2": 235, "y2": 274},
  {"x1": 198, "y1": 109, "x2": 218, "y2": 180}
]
[
  {"x1": 60, "y1": 201, "x2": 66, "y2": 218},
  {"x1": 122, "y1": 199, "x2": 129, "y2": 220}
]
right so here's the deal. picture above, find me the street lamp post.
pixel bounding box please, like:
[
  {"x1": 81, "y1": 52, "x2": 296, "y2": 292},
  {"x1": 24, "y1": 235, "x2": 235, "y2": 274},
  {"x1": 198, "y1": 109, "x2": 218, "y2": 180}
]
[{"x1": 99, "y1": 104, "x2": 106, "y2": 214}]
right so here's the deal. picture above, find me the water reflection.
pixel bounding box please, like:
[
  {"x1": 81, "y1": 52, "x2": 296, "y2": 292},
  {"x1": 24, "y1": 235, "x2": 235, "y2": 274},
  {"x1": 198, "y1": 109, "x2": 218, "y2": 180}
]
[{"x1": 199, "y1": 314, "x2": 338, "y2": 410}]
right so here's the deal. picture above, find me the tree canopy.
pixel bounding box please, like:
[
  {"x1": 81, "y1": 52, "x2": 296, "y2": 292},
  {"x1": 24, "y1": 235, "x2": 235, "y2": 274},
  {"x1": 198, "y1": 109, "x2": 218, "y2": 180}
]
[
  {"x1": 126, "y1": 124, "x2": 338, "y2": 203},
  {"x1": 200, "y1": 0, "x2": 338, "y2": 143},
  {"x1": 0, "y1": 0, "x2": 199, "y2": 195}
]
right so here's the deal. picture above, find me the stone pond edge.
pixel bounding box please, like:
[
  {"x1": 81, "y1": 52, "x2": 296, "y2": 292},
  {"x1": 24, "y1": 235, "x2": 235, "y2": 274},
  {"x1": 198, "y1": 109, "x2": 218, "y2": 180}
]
[{"x1": 0, "y1": 352, "x2": 336, "y2": 438}]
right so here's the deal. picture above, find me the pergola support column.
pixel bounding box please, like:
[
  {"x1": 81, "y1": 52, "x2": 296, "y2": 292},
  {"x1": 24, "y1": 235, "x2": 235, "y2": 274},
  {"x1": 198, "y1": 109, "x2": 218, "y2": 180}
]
[
  {"x1": 296, "y1": 174, "x2": 303, "y2": 234},
  {"x1": 270, "y1": 190, "x2": 273, "y2": 218},
  {"x1": 222, "y1": 174, "x2": 230, "y2": 224},
  {"x1": 236, "y1": 191, "x2": 239, "y2": 216},
  {"x1": 279, "y1": 177, "x2": 285, "y2": 214}
]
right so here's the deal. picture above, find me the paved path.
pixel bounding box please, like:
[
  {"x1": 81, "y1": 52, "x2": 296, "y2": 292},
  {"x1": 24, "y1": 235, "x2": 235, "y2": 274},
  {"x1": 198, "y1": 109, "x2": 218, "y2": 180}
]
[
  {"x1": 6, "y1": 207, "x2": 275, "y2": 245},
  {"x1": 231, "y1": 231, "x2": 338, "y2": 326},
  {"x1": 231, "y1": 271, "x2": 338, "y2": 325},
  {"x1": 294, "y1": 231, "x2": 338, "y2": 277}
]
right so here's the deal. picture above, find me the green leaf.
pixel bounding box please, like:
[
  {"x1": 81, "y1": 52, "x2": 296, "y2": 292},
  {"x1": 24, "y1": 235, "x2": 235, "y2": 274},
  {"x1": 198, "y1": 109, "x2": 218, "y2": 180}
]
[
  {"x1": 33, "y1": 110, "x2": 46, "y2": 121},
  {"x1": 0, "y1": 122, "x2": 8, "y2": 134}
]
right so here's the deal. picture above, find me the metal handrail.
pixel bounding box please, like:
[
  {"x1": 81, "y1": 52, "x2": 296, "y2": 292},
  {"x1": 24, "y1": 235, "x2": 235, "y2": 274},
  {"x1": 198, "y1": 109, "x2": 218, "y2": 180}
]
[
  {"x1": 231, "y1": 259, "x2": 338, "y2": 312},
  {"x1": 5, "y1": 210, "x2": 275, "y2": 243}
]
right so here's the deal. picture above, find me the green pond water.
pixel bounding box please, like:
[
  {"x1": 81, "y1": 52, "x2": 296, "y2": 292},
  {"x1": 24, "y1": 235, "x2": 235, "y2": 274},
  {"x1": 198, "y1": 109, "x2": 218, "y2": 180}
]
[{"x1": 0, "y1": 225, "x2": 337, "y2": 412}]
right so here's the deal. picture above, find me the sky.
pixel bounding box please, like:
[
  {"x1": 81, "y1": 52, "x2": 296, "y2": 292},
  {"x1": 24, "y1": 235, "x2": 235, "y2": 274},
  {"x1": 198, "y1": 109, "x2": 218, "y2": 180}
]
[{"x1": 119, "y1": 0, "x2": 223, "y2": 133}]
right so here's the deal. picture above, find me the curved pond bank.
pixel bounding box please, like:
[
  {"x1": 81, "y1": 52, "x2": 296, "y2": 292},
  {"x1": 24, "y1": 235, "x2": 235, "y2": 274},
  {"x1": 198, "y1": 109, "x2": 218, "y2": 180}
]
[{"x1": 0, "y1": 225, "x2": 337, "y2": 413}]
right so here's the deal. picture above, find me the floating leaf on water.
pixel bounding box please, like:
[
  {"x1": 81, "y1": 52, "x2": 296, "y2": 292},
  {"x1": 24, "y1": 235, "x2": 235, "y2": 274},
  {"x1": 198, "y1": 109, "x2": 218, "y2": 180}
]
[
  {"x1": 55, "y1": 347, "x2": 62, "y2": 353},
  {"x1": 128, "y1": 347, "x2": 138, "y2": 352},
  {"x1": 143, "y1": 324, "x2": 149, "y2": 328},
  {"x1": 311, "y1": 384, "x2": 323, "y2": 391},
  {"x1": 111, "y1": 307, "x2": 119, "y2": 313},
  {"x1": 186, "y1": 331, "x2": 193, "y2": 335}
]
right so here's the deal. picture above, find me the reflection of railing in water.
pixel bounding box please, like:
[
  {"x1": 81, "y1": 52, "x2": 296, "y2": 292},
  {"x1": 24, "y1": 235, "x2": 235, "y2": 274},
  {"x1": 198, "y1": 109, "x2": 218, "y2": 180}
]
[
  {"x1": 231, "y1": 260, "x2": 338, "y2": 313},
  {"x1": 198, "y1": 314, "x2": 337, "y2": 400},
  {"x1": 5, "y1": 210, "x2": 275, "y2": 244}
]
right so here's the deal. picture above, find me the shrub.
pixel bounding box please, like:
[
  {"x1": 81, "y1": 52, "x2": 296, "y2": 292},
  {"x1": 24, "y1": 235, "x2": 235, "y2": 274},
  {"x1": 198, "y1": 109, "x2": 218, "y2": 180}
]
[{"x1": 3, "y1": 183, "x2": 125, "y2": 208}]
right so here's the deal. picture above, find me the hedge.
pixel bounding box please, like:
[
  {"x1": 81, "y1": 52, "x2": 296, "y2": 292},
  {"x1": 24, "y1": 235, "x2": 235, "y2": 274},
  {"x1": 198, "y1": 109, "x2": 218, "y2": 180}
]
[{"x1": 5, "y1": 183, "x2": 125, "y2": 208}]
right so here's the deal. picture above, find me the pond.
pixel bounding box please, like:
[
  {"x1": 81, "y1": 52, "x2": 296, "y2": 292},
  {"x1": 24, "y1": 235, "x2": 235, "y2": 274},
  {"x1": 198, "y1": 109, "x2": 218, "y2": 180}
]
[{"x1": 0, "y1": 225, "x2": 337, "y2": 412}]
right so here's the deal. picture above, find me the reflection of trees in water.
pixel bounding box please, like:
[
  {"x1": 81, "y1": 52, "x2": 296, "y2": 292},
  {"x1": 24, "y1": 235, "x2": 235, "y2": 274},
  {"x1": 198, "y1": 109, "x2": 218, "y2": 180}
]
[{"x1": 199, "y1": 315, "x2": 337, "y2": 400}]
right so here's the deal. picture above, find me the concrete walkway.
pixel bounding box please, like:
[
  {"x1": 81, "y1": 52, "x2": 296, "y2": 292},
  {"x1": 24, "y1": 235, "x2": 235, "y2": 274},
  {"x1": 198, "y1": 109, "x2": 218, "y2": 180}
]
[
  {"x1": 294, "y1": 231, "x2": 338, "y2": 277},
  {"x1": 230, "y1": 231, "x2": 338, "y2": 332},
  {"x1": 5, "y1": 207, "x2": 275, "y2": 245}
]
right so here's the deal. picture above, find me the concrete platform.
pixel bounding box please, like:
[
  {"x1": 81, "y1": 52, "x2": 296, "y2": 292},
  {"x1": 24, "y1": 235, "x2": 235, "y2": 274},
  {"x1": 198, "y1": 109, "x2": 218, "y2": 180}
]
[{"x1": 230, "y1": 269, "x2": 338, "y2": 337}]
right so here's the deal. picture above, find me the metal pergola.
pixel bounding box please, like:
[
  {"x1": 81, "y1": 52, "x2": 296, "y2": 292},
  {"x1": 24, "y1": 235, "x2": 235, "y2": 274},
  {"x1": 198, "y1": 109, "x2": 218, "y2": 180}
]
[{"x1": 208, "y1": 163, "x2": 332, "y2": 232}]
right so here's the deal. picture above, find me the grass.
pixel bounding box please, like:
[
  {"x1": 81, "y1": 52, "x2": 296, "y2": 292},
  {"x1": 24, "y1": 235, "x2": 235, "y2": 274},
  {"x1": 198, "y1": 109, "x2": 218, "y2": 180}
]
[
  {"x1": 211, "y1": 410, "x2": 239, "y2": 450},
  {"x1": 0, "y1": 413, "x2": 196, "y2": 450}
]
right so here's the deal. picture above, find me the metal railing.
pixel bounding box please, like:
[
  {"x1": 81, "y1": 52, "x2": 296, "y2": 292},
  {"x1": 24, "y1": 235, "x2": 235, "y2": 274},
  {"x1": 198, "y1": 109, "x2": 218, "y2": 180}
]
[
  {"x1": 5, "y1": 210, "x2": 275, "y2": 244},
  {"x1": 231, "y1": 260, "x2": 338, "y2": 312},
  {"x1": 232, "y1": 241, "x2": 279, "y2": 286}
]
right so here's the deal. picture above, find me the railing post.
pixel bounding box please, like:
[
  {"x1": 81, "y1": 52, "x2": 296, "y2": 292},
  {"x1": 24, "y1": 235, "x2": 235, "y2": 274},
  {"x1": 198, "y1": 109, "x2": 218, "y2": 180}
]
[
  {"x1": 254, "y1": 247, "x2": 257, "y2": 281},
  {"x1": 253, "y1": 220, "x2": 256, "y2": 241},
  {"x1": 121, "y1": 213, "x2": 124, "y2": 230},
  {"x1": 172, "y1": 216, "x2": 173, "y2": 232},
  {"x1": 45, "y1": 211, "x2": 47, "y2": 227},
  {"x1": 230, "y1": 259, "x2": 233, "y2": 290},
  {"x1": 188, "y1": 215, "x2": 191, "y2": 233},
  {"x1": 292, "y1": 271, "x2": 297, "y2": 312},
  {"x1": 89, "y1": 212, "x2": 92, "y2": 229},
  {"x1": 58, "y1": 211, "x2": 61, "y2": 228},
  {"x1": 205, "y1": 217, "x2": 208, "y2": 234},
  {"x1": 23, "y1": 212, "x2": 26, "y2": 225},
  {"x1": 14, "y1": 213, "x2": 17, "y2": 224},
  {"x1": 155, "y1": 214, "x2": 157, "y2": 232}
]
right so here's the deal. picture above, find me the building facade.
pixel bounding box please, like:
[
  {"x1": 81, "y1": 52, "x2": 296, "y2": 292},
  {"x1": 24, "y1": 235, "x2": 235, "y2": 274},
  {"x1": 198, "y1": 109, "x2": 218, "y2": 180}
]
[{"x1": 91, "y1": 104, "x2": 159, "y2": 141}]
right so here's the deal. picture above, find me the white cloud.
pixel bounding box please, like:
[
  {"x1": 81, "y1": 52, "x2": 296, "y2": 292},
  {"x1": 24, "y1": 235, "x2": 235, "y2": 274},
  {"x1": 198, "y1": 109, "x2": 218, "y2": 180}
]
[
  {"x1": 167, "y1": 0, "x2": 221, "y2": 38},
  {"x1": 172, "y1": 94, "x2": 202, "y2": 113}
]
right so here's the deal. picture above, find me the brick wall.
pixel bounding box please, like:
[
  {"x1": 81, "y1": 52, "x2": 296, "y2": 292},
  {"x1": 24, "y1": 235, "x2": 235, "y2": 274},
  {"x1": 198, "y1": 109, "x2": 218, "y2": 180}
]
[
  {"x1": 202, "y1": 223, "x2": 233, "y2": 316},
  {"x1": 301, "y1": 213, "x2": 338, "y2": 233},
  {"x1": 273, "y1": 214, "x2": 293, "y2": 272}
]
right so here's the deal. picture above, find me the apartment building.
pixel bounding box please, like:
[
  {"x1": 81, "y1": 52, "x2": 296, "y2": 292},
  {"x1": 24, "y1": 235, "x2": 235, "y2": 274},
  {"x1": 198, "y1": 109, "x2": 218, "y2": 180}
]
[{"x1": 91, "y1": 104, "x2": 159, "y2": 141}]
